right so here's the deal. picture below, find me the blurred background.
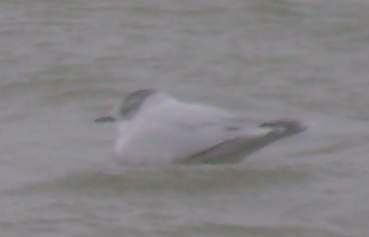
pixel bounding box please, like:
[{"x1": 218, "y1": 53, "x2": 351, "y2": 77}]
[{"x1": 0, "y1": 0, "x2": 369, "y2": 236}]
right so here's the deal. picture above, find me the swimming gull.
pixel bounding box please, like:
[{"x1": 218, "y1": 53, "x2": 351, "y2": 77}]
[{"x1": 95, "y1": 89, "x2": 305, "y2": 165}]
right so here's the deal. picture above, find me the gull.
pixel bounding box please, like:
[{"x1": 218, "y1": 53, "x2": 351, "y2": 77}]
[{"x1": 95, "y1": 89, "x2": 305, "y2": 165}]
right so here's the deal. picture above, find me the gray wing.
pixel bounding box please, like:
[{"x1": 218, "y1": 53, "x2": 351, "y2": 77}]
[{"x1": 178, "y1": 120, "x2": 305, "y2": 164}]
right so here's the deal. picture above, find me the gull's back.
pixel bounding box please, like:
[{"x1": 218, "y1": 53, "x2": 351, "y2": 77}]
[{"x1": 115, "y1": 94, "x2": 236, "y2": 164}]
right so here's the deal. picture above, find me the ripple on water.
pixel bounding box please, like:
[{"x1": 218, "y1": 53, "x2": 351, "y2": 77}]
[{"x1": 4, "y1": 164, "x2": 312, "y2": 196}]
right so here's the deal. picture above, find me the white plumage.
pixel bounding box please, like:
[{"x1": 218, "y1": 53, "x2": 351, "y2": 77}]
[{"x1": 96, "y1": 89, "x2": 305, "y2": 165}]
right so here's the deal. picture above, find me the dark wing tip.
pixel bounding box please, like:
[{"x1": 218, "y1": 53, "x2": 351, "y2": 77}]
[{"x1": 259, "y1": 119, "x2": 306, "y2": 136}]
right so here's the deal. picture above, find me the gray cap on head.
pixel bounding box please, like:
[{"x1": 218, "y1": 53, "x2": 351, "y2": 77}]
[
  {"x1": 119, "y1": 89, "x2": 157, "y2": 119},
  {"x1": 94, "y1": 89, "x2": 157, "y2": 123}
]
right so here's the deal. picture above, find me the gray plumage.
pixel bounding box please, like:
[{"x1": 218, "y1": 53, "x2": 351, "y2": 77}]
[{"x1": 119, "y1": 89, "x2": 157, "y2": 119}]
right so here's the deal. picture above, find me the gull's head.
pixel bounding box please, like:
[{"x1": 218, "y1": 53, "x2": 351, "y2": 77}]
[{"x1": 95, "y1": 89, "x2": 162, "y2": 123}]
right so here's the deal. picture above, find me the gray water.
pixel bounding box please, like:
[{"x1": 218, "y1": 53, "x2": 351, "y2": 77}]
[{"x1": 1, "y1": 0, "x2": 369, "y2": 236}]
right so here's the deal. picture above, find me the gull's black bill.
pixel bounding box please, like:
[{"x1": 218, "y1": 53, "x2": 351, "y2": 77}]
[{"x1": 94, "y1": 116, "x2": 116, "y2": 123}]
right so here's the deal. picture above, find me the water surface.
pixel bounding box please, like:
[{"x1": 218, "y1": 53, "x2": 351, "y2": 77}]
[{"x1": 1, "y1": 0, "x2": 369, "y2": 236}]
